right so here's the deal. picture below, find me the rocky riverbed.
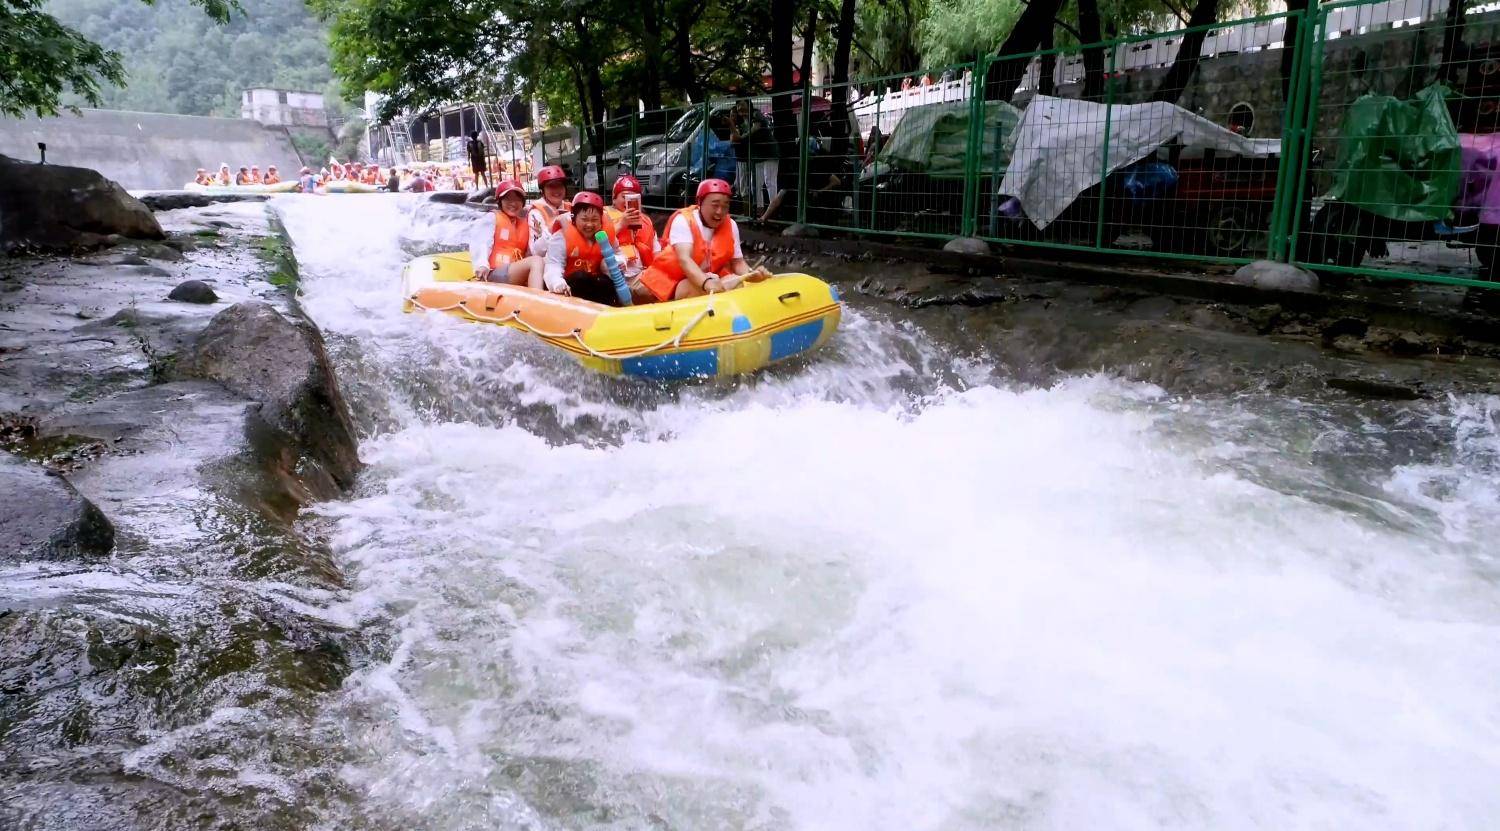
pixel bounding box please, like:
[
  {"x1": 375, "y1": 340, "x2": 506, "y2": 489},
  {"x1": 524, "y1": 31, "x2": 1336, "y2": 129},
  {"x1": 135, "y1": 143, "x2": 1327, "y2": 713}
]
[{"x1": 0, "y1": 198, "x2": 363, "y2": 830}]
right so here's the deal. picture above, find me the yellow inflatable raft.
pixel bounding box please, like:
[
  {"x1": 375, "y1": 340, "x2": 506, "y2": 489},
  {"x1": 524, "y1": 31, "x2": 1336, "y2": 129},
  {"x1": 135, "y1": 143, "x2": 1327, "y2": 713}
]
[
  {"x1": 184, "y1": 181, "x2": 299, "y2": 195},
  {"x1": 401, "y1": 252, "x2": 842, "y2": 379},
  {"x1": 324, "y1": 180, "x2": 379, "y2": 194}
]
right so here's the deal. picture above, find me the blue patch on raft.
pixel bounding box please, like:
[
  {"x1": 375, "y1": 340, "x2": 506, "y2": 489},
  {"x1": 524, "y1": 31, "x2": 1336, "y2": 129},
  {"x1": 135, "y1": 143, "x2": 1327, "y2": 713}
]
[
  {"x1": 769, "y1": 319, "x2": 824, "y2": 362},
  {"x1": 622, "y1": 348, "x2": 720, "y2": 379},
  {"x1": 731, "y1": 315, "x2": 752, "y2": 334}
]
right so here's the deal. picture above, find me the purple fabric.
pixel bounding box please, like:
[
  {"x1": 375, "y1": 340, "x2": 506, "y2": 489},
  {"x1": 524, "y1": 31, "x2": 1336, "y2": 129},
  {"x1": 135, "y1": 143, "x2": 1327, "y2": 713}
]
[{"x1": 1459, "y1": 133, "x2": 1500, "y2": 226}]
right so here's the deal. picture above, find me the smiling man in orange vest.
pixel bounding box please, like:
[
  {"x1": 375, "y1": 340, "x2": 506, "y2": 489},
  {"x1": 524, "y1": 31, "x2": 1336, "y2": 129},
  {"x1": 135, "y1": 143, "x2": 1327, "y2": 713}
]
[
  {"x1": 636, "y1": 178, "x2": 771, "y2": 303},
  {"x1": 470, "y1": 179, "x2": 546, "y2": 289}
]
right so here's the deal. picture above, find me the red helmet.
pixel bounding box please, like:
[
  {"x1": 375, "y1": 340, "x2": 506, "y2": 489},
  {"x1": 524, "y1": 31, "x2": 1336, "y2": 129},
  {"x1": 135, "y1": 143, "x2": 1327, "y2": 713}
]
[
  {"x1": 537, "y1": 165, "x2": 568, "y2": 185},
  {"x1": 495, "y1": 178, "x2": 526, "y2": 200},
  {"x1": 696, "y1": 178, "x2": 732, "y2": 203},
  {"x1": 570, "y1": 190, "x2": 605, "y2": 211},
  {"x1": 612, "y1": 174, "x2": 642, "y2": 198}
]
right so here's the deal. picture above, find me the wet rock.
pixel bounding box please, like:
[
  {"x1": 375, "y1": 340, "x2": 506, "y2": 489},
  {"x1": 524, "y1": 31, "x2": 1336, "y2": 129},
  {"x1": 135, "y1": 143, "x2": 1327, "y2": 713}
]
[
  {"x1": 137, "y1": 243, "x2": 184, "y2": 262},
  {"x1": 782, "y1": 223, "x2": 820, "y2": 239},
  {"x1": 167, "y1": 280, "x2": 217, "y2": 304},
  {"x1": 429, "y1": 191, "x2": 470, "y2": 204},
  {"x1": 943, "y1": 237, "x2": 992, "y2": 256},
  {"x1": 1186, "y1": 306, "x2": 1254, "y2": 334},
  {"x1": 1391, "y1": 331, "x2": 1436, "y2": 356},
  {"x1": 1125, "y1": 296, "x2": 1177, "y2": 320},
  {"x1": 107, "y1": 253, "x2": 150, "y2": 267},
  {"x1": 137, "y1": 192, "x2": 270, "y2": 211},
  {"x1": 1230, "y1": 260, "x2": 1319, "y2": 293},
  {"x1": 1245, "y1": 304, "x2": 1283, "y2": 333},
  {"x1": 1327, "y1": 377, "x2": 1424, "y2": 400},
  {"x1": 162, "y1": 236, "x2": 196, "y2": 252},
  {"x1": 0, "y1": 155, "x2": 163, "y2": 253},
  {"x1": 0, "y1": 451, "x2": 114, "y2": 563},
  {"x1": 1321, "y1": 316, "x2": 1369, "y2": 342},
  {"x1": 176, "y1": 301, "x2": 360, "y2": 491}
]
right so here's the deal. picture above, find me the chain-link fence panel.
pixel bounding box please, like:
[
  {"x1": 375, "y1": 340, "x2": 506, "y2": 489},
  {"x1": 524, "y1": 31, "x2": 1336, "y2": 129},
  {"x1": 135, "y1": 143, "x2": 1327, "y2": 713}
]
[{"x1": 1292, "y1": 0, "x2": 1500, "y2": 288}]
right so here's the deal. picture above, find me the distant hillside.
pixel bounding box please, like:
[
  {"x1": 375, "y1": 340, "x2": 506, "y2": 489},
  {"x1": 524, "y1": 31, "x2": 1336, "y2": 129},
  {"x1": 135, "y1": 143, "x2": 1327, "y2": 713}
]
[{"x1": 47, "y1": 0, "x2": 345, "y2": 117}]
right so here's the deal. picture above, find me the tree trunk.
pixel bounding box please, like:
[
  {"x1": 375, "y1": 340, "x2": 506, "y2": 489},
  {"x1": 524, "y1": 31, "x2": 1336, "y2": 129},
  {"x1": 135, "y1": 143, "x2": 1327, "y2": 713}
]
[
  {"x1": 1077, "y1": 0, "x2": 1106, "y2": 100},
  {"x1": 1440, "y1": 0, "x2": 1468, "y2": 86},
  {"x1": 639, "y1": 0, "x2": 665, "y2": 112},
  {"x1": 770, "y1": 0, "x2": 799, "y2": 170},
  {"x1": 985, "y1": 0, "x2": 1066, "y2": 102},
  {"x1": 800, "y1": 3, "x2": 819, "y2": 87},
  {"x1": 673, "y1": 4, "x2": 701, "y2": 100},
  {"x1": 830, "y1": 0, "x2": 858, "y2": 156},
  {"x1": 1150, "y1": 0, "x2": 1219, "y2": 104},
  {"x1": 1280, "y1": 0, "x2": 1307, "y2": 103},
  {"x1": 1038, "y1": 26, "x2": 1056, "y2": 97}
]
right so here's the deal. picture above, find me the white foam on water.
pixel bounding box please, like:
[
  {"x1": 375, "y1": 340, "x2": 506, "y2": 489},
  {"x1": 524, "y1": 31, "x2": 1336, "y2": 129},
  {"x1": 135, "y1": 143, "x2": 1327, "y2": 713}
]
[{"x1": 277, "y1": 196, "x2": 1500, "y2": 830}]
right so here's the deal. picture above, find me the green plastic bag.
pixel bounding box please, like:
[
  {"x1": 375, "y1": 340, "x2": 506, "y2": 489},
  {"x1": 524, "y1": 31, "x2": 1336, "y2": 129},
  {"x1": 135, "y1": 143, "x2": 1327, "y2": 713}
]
[
  {"x1": 1326, "y1": 84, "x2": 1462, "y2": 223},
  {"x1": 867, "y1": 100, "x2": 1021, "y2": 181}
]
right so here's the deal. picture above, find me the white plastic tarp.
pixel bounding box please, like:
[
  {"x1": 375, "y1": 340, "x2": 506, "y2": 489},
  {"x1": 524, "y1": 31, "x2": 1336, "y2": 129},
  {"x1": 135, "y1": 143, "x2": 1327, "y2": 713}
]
[{"x1": 999, "y1": 96, "x2": 1281, "y2": 229}]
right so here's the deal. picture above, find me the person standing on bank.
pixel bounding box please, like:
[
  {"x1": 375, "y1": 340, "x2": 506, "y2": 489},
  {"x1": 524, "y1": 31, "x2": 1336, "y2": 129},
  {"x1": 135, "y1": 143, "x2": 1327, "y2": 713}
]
[{"x1": 466, "y1": 131, "x2": 490, "y2": 191}]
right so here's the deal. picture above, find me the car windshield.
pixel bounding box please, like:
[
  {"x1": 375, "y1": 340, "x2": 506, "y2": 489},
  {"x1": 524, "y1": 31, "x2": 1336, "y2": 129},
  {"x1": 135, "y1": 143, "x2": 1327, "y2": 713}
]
[{"x1": 664, "y1": 110, "x2": 701, "y2": 142}]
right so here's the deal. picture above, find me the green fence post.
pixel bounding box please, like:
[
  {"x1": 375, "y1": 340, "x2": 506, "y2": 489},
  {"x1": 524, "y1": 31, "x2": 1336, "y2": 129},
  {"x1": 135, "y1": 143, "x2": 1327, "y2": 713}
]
[
  {"x1": 1287, "y1": 6, "x2": 1327, "y2": 266},
  {"x1": 869, "y1": 85, "x2": 881, "y2": 231},
  {"x1": 1267, "y1": 10, "x2": 1311, "y2": 262},
  {"x1": 700, "y1": 99, "x2": 710, "y2": 198},
  {"x1": 961, "y1": 61, "x2": 983, "y2": 238},
  {"x1": 1095, "y1": 43, "x2": 1117, "y2": 250},
  {"x1": 797, "y1": 83, "x2": 812, "y2": 226}
]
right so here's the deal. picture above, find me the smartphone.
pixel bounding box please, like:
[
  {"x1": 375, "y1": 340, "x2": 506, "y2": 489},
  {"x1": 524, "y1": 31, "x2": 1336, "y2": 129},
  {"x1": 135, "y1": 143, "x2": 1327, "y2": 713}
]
[{"x1": 624, "y1": 192, "x2": 642, "y2": 226}]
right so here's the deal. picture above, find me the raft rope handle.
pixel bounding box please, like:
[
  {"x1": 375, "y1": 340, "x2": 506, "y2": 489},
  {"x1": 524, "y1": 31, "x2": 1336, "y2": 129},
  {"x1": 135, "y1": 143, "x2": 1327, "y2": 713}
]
[{"x1": 407, "y1": 292, "x2": 719, "y2": 361}]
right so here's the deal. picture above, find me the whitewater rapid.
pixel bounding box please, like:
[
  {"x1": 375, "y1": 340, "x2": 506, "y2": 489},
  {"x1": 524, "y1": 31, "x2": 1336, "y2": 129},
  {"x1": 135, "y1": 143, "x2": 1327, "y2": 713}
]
[{"x1": 272, "y1": 194, "x2": 1500, "y2": 830}]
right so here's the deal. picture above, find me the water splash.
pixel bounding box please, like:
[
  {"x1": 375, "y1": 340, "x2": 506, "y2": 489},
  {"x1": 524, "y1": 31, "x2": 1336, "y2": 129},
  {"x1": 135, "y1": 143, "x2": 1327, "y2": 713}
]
[{"x1": 265, "y1": 195, "x2": 1500, "y2": 830}]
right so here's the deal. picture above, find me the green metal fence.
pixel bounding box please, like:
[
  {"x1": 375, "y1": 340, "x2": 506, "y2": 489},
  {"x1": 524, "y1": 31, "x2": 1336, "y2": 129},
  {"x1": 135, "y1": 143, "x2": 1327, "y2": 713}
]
[{"x1": 563, "y1": 0, "x2": 1500, "y2": 291}]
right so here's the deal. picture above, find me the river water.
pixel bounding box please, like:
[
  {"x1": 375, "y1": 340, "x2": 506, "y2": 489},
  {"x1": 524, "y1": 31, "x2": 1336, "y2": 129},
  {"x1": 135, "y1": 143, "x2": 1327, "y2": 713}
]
[{"x1": 7, "y1": 194, "x2": 1498, "y2": 830}]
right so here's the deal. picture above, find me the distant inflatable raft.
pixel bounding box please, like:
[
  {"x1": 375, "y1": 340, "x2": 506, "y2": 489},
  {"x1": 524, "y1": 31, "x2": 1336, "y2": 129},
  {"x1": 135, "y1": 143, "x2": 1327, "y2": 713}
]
[
  {"x1": 401, "y1": 252, "x2": 842, "y2": 380},
  {"x1": 184, "y1": 181, "x2": 299, "y2": 194},
  {"x1": 183, "y1": 181, "x2": 381, "y2": 195}
]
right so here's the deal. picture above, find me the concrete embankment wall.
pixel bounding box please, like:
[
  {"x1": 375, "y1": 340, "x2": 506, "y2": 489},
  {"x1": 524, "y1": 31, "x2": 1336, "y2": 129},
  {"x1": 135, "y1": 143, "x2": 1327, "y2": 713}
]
[{"x1": 0, "y1": 109, "x2": 312, "y2": 190}]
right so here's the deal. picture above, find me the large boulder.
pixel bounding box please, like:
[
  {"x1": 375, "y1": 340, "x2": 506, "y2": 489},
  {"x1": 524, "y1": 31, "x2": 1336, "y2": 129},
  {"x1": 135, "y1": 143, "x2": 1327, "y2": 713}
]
[
  {"x1": 1230, "y1": 260, "x2": 1320, "y2": 293},
  {"x1": 943, "y1": 236, "x2": 992, "y2": 256},
  {"x1": 0, "y1": 452, "x2": 114, "y2": 563},
  {"x1": 175, "y1": 302, "x2": 360, "y2": 491},
  {"x1": 0, "y1": 155, "x2": 164, "y2": 253}
]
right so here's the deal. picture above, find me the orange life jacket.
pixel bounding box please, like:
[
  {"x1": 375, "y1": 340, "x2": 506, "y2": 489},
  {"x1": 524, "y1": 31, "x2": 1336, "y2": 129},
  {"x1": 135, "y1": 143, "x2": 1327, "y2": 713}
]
[
  {"x1": 489, "y1": 209, "x2": 529, "y2": 269},
  {"x1": 527, "y1": 198, "x2": 565, "y2": 252},
  {"x1": 264, "y1": 173, "x2": 281, "y2": 184},
  {"x1": 605, "y1": 207, "x2": 658, "y2": 268},
  {"x1": 654, "y1": 207, "x2": 737, "y2": 281},
  {"x1": 556, "y1": 213, "x2": 619, "y2": 277},
  {"x1": 217, "y1": 171, "x2": 231, "y2": 185}
]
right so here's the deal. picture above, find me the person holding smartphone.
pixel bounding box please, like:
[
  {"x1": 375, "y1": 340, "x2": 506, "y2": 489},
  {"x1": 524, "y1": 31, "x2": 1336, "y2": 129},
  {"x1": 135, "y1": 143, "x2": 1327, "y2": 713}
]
[{"x1": 605, "y1": 174, "x2": 658, "y2": 273}]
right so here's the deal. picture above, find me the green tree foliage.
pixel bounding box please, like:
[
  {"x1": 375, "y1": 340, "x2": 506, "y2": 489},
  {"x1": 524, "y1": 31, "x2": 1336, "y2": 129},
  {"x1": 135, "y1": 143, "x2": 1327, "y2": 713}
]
[
  {"x1": 854, "y1": 0, "x2": 929, "y2": 78},
  {"x1": 3, "y1": 0, "x2": 236, "y2": 117},
  {"x1": 41, "y1": 0, "x2": 345, "y2": 117},
  {"x1": 918, "y1": 0, "x2": 1180, "y2": 68},
  {"x1": 312, "y1": 0, "x2": 771, "y2": 156}
]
